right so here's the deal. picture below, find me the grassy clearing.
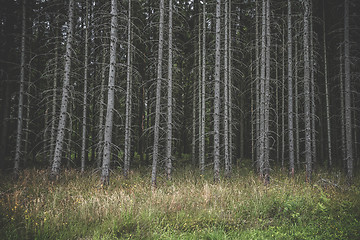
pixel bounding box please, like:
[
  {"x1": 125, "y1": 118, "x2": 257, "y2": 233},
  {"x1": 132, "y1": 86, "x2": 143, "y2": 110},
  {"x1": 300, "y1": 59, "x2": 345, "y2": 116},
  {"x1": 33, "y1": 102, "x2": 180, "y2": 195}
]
[{"x1": 0, "y1": 166, "x2": 359, "y2": 239}]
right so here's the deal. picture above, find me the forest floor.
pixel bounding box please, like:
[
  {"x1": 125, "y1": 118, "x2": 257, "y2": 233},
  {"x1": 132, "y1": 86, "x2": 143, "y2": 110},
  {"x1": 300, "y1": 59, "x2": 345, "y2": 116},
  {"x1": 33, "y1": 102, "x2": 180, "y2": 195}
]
[{"x1": 0, "y1": 164, "x2": 360, "y2": 239}]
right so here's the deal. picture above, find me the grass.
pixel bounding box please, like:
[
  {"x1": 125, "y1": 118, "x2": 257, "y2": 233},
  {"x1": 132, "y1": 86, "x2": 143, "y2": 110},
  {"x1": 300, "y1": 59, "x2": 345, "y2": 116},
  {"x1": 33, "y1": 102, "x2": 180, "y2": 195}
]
[{"x1": 0, "y1": 166, "x2": 360, "y2": 239}]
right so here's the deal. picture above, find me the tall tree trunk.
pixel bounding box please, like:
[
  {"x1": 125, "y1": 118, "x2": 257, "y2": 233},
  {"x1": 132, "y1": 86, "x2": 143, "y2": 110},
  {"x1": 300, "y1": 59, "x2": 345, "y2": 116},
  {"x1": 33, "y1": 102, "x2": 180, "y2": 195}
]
[
  {"x1": 100, "y1": 0, "x2": 118, "y2": 185},
  {"x1": 124, "y1": 0, "x2": 133, "y2": 178},
  {"x1": 310, "y1": 7, "x2": 316, "y2": 166},
  {"x1": 166, "y1": 0, "x2": 173, "y2": 180},
  {"x1": 151, "y1": 0, "x2": 165, "y2": 187},
  {"x1": 50, "y1": 0, "x2": 74, "y2": 180},
  {"x1": 81, "y1": 0, "x2": 89, "y2": 173},
  {"x1": 50, "y1": 24, "x2": 59, "y2": 165},
  {"x1": 303, "y1": 0, "x2": 312, "y2": 182},
  {"x1": 339, "y1": 47, "x2": 346, "y2": 171},
  {"x1": 228, "y1": 0, "x2": 233, "y2": 170},
  {"x1": 322, "y1": 0, "x2": 332, "y2": 169},
  {"x1": 14, "y1": 0, "x2": 27, "y2": 176},
  {"x1": 344, "y1": 0, "x2": 353, "y2": 183},
  {"x1": 287, "y1": 0, "x2": 294, "y2": 176},
  {"x1": 200, "y1": 0, "x2": 206, "y2": 174},
  {"x1": 96, "y1": 47, "x2": 107, "y2": 168},
  {"x1": 255, "y1": 0, "x2": 260, "y2": 171},
  {"x1": 259, "y1": 0, "x2": 266, "y2": 177},
  {"x1": 224, "y1": 0, "x2": 230, "y2": 178},
  {"x1": 264, "y1": 0, "x2": 271, "y2": 184},
  {"x1": 213, "y1": 0, "x2": 221, "y2": 182},
  {"x1": 295, "y1": 40, "x2": 300, "y2": 168}
]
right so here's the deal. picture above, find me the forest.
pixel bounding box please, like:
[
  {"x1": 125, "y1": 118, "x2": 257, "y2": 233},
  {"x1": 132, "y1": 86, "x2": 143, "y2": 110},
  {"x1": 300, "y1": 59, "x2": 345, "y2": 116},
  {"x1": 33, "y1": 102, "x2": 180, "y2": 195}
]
[{"x1": 0, "y1": 0, "x2": 360, "y2": 239}]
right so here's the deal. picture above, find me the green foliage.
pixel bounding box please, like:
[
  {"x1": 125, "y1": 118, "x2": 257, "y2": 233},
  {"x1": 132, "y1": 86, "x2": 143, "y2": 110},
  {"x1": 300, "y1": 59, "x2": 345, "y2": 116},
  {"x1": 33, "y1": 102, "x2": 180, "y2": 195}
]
[{"x1": 0, "y1": 169, "x2": 359, "y2": 239}]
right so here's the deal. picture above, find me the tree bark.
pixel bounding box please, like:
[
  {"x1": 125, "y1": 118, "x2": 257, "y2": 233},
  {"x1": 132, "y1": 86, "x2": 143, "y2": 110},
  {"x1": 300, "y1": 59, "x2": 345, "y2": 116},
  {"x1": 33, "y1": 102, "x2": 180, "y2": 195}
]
[
  {"x1": 322, "y1": 0, "x2": 332, "y2": 169},
  {"x1": 287, "y1": 0, "x2": 294, "y2": 176},
  {"x1": 213, "y1": 0, "x2": 221, "y2": 183},
  {"x1": 224, "y1": 0, "x2": 230, "y2": 178},
  {"x1": 49, "y1": 0, "x2": 74, "y2": 180},
  {"x1": 100, "y1": 0, "x2": 118, "y2": 185},
  {"x1": 344, "y1": 0, "x2": 353, "y2": 183},
  {"x1": 200, "y1": 0, "x2": 206, "y2": 174},
  {"x1": 151, "y1": 0, "x2": 165, "y2": 187},
  {"x1": 303, "y1": 0, "x2": 312, "y2": 182},
  {"x1": 166, "y1": 0, "x2": 173, "y2": 180},
  {"x1": 81, "y1": 0, "x2": 89, "y2": 173},
  {"x1": 14, "y1": 0, "x2": 27, "y2": 176},
  {"x1": 124, "y1": 0, "x2": 133, "y2": 178}
]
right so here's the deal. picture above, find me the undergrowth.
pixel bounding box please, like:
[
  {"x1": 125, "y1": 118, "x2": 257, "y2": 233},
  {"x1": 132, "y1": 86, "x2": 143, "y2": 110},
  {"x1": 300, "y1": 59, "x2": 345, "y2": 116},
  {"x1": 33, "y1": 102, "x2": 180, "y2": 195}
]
[{"x1": 0, "y1": 167, "x2": 359, "y2": 239}]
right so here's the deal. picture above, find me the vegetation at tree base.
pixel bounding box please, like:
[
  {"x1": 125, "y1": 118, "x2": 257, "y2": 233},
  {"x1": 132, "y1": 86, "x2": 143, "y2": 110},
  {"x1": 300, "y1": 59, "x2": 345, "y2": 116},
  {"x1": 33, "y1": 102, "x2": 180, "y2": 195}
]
[
  {"x1": 1, "y1": 0, "x2": 360, "y2": 238},
  {"x1": 1, "y1": 167, "x2": 360, "y2": 239}
]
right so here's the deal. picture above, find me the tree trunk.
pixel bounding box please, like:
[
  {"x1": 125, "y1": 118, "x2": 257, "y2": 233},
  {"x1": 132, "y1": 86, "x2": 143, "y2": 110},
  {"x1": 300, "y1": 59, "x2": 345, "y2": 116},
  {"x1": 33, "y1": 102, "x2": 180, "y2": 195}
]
[
  {"x1": 258, "y1": 0, "x2": 266, "y2": 178},
  {"x1": 100, "y1": 0, "x2": 118, "y2": 185},
  {"x1": 50, "y1": 23, "x2": 59, "y2": 165},
  {"x1": 200, "y1": 0, "x2": 206, "y2": 174},
  {"x1": 151, "y1": 0, "x2": 165, "y2": 187},
  {"x1": 303, "y1": 0, "x2": 312, "y2": 182},
  {"x1": 224, "y1": 0, "x2": 230, "y2": 178},
  {"x1": 50, "y1": 0, "x2": 74, "y2": 180},
  {"x1": 124, "y1": 0, "x2": 133, "y2": 178},
  {"x1": 213, "y1": 0, "x2": 221, "y2": 183},
  {"x1": 310, "y1": 7, "x2": 316, "y2": 166},
  {"x1": 264, "y1": 0, "x2": 271, "y2": 184},
  {"x1": 344, "y1": 0, "x2": 353, "y2": 183},
  {"x1": 166, "y1": 0, "x2": 173, "y2": 180},
  {"x1": 96, "y1": 47, "x2": 107, "y2": 168},
  {"x1": 287, "y1": 0, "x2": 294, "y2": 176},
  {"x1": 322, "y1": 0, "x2": 332, "y2": 169},
  {"x1": 14, "y1": 0, "x2": 27, "y2": 176},
  {"x1": 81, "y1": 0, "x2": 89, "y2": 173}
]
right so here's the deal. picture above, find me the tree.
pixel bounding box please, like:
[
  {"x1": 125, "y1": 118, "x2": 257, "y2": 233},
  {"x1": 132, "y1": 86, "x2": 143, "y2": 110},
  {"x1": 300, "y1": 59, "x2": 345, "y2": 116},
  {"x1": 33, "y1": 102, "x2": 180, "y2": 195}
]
[
  {"x1": 151, "y1": 0, "x2": 165, "y2": 187},
  {"x1": 50, "y1": 0, "x2": 75, "y2": 180},
  {"x1": 213, "y1": 0, "x2": 221, "y2": 183},
  {"x1": 81, "y1": 0, "x2": 89, "y2": 173},
  {"x1": 344, "y1": 0, "x2": 353, "y2": 183},
  {"x1": 100, "y1": 0, "x2": 118, "y2": 185},
  {"x1": 166, "y1": 0, "x2": 173, "y2": 180},
  {"x1": 303, "y1": 0, "x2": 312, "y2": 182},
  {"x1": 124, "y1": 0, "x2": 133, "y2": 178},
  {"x1": 14, "y1": 0, "x2": 27, "y2": 176},
  {"x1": 287, "y1": 0, "x2": 294, "y2": 176}
]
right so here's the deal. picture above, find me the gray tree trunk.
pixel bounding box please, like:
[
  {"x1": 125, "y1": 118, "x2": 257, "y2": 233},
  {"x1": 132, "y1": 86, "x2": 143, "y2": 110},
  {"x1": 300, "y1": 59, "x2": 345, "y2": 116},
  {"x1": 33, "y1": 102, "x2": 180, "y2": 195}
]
[
  {"x1": 303, "y1": 0, "x2": 312, "y2": 182},
  {"x1": 100, "y1": 0, "x2": 118, "y2": 185},
  {"x1": 81, "y1": 0, "x2": 89, "y2": 173},
  {"x1": 50, "y1": 0, "x2": 74, "y2": 180},
  {"x1": 287, "y1": 0, "x2": 294, "y2": 176},
  {"x1": 96, "y1": 48, "x2": 107, "y2": 168},
  {"x1": 264, "y1": 0, "x2": 271, "y2": 184},
  {"x1": 224, "y1": 0, "x2": 230, "y2": 178},
  {"x1": 310, "y1": 8, "x2": 316, "y2": 166},
  {"x1": 295, "y1": 40, "x2": 300, "y2": 168},
  {"x1": 151, "y1": 0, "x2": 165, "y2": 187},
  {"x1": 339, "y1": 47, "x2": 346, "y2": 171},
  {"x1": 14, "y1": 0, "x2": 27, "y2": 176},
  {"x1": 200, "y1": 0, "x2": 206, "y2": 174},
  {"x1": 50, "y1": 25, "x2": 59, "y2": 164},
  {"x1": 258, "y1": 0, "x2": 266, "y2": 177},
  {"x1": 322, "y1": 1, "x2": 332, "y2": 169},
  {"x1": 124, "y1": 0, "x2": 133, "y2": 178},
  {"x1": 255, "y1": 0, "x2": 260, "y2": 171},
  {"x1": 344, "y1": 0, "x2": 353, "y2": 183},
  {"x1": 213, "y1": 0, "x2": 221, "y2": 182},
  {"x1": 166, "y1": 0, "x2": 173, "y2": 180},
  {"x1": 228, "y1": 0, "x2": 233, "y2": 170}
]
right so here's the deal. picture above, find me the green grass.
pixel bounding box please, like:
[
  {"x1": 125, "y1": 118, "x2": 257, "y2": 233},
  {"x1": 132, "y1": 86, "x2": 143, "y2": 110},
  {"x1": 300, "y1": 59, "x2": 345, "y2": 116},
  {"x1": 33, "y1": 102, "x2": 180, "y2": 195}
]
[{"x1": 0, "y1": 167, "x2": 359, "y2": 239}]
